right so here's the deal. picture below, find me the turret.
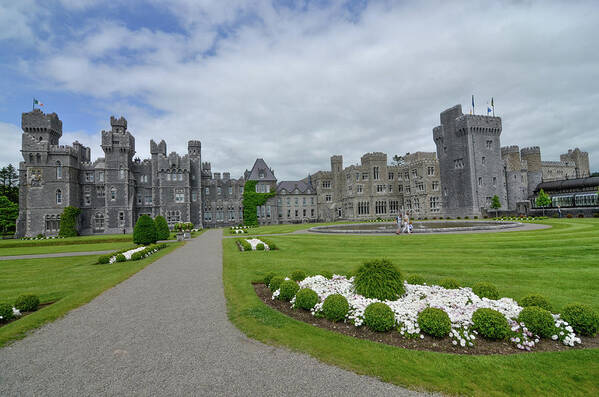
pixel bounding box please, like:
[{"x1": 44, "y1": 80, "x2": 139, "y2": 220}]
[{"x1": 188, "y1": 140, "x2": 201, "y2": 158}]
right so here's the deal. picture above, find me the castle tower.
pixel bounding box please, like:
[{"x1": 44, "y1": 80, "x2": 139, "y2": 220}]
[
  {"x1": 520, "y1": 147, "x2": 542, "y2": 198},
  {"x1": 501, "y1": 146, "x2": 527, "y2": 210},
  {"x1": 188, "y1": 140, "x2": 203, "y2": 227},
  {"x1": 101, "y1": 116, "x2": 136, "y2": 233},
  {"x1": 433, "y1": 104, "x2": 505, "y2": 217},
  {"x1": 560, "y1": 148, "x2": 590, "y2": 178}
]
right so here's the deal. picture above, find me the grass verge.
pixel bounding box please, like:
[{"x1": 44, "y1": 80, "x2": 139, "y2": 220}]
[
  {"x1": 223, "y1": 218, "x2": 599, "y2": 396},
  {"x1": 0, "y1": 241, "x2": 135, "y2": 256}
]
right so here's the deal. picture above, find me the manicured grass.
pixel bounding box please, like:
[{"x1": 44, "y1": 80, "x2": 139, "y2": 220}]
[
  {"x1": 225, "y1": 221, "x2": 355, "y2": 236},
  {"x1": 0, "y1": 233, "x2": 133, "y2": 248},
  {"x1": 0, "y1": 241, "x2": 135, "y2": 256},
  {"x1": 223, "y1": 218, "x2": 599, "y2": 396},
  {"x1": 0, "y1": 242, "x2": 183, "y2": 347}
]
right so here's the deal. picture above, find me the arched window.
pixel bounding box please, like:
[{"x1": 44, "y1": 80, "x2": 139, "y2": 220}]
[
  {"x1": 178, "y1": 170, "x2": 183, "y2": 181},
  {"x1": 56, "y1": 161, "x2": 62, "y2": 179},
  {"x1": 94, "y1": 213, "x2": 104, "y2": 231},
  {"x1": 110, "y1": 187, "x2": 116, "y2": 200},
  {"x1": 56, "y1": 189, "x2": 62, "y2": 204},
  {"x1": 166, "y1": 171, "x2": 171, "y2": 181},
  {"x1": 119, "y1": 166, "x2": 125, "y2": 179}
]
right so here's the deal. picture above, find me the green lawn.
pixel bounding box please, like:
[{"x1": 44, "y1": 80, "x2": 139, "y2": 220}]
[
  {"x1": 223, "y1": 218, "x2": 599, "y2": 396},
  {"x1": 0, "y1": 241, "x2": 135, "y2": 256},
  {"x1": 225, "y1": 221, "x2": 356, "y2": 236},
  {"x1": 0, "y1": 242, "x2": 183, "y2": 347},
  {"x1": 0, "y1": 233, "x2": 133, "y2": 248}
]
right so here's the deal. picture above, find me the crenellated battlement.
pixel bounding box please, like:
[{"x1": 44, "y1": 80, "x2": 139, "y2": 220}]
[
  {"x1": 360, "y1": 152, "x2": 387, "y2": 164},
  {"x1": 501, "y1": 145, "x2": 520, "y2": 155},
  {"x1": 22, "y1": 109, "x2": 62, "y2": 135},
  {"x1": 110, "y1": 116, "x2": 127, "y2": 130},
  {"x1": 520, "y1": 146, "x2": 541, "y2": 156}
]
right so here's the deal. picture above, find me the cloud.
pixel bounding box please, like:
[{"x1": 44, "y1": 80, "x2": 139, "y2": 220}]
[
  {"x1": 7, "y1": 0, "x2": 599, "y2": 180},
  {"x1": 0, "y1": 122, "x2": 24, "y2": 168}
]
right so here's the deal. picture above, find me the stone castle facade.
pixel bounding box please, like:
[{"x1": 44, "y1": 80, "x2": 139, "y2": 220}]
[{"x1": 16, "y1": 106, "x2": 591, "y2": 236}]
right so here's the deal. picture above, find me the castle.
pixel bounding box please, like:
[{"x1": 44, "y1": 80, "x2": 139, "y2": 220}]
[{"x1": 15, "y1": 106, "x2": 592, "y2": 237}]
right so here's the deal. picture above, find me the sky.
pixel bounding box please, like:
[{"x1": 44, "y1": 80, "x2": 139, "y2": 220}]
[{"x1": 1, "y1": 0, "x2": 598, "y2": 180}]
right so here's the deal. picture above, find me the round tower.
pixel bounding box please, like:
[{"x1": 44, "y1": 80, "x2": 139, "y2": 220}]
[{"x1": 520, "y1": 147, "x2": 542, "y2": 197}]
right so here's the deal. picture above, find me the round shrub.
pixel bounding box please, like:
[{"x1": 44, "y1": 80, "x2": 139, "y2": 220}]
[
  {"x1": 363, "y1": 302, "x2": 395, "y2": 332},
  {"x1": 417, "y1": 307, "x2": 451, "y2": 337},
  {"x1": 561, "y1": 303, "x2": 599, "y2": 336},
  {"x1": 154, "y1": 215, "x2": 170, "y2": 240},
  {"x1": 439, "y1": 278, "x2": 460, "y2": 289},
  {"x1": 263, "y1": 272, "x2": 278, "y2": 286},
  {"x1": 278, "y1": 280, "x2": 300, "y2": 301},
  {"x1": 322, "y1": 294, "x2": 349, "y2": 322},
  {"x1": 406, "y1": 274, "x2": 425, "y2": 285},
  {"x1": 472, "y1": 282, "x2": 499, "y2": 300},
  {"x1": 518, "y1": 306, "x2": 555, "y2": 338},
  {"x1": 98, "y1": 255, "x2": 110, "y2": 264},
  {"x1": 256, "y1": 243, "x2": 265, "y2": 251},
  {"x1": 295, "y1": 288, "x2": 319, "y2": 310},
  {"x1": 472, "y1": 308, "x2": 509, "y2": 340},
  {"x1": 269, "y1": 276, "x2": 285, "y2": 292},
  {"x1": 115, "y1": 254, "x2": 126, "y2": 262},
  {"x1": 353, "y1": 258, "x2": 404, "y2": 301},
  {"x1": 291, "y1": 270, "x2": 306, "y2": 282},
  {"x1": 0, "y1": 303, "x2": 15, "y2": 322},
  {"x1": 321, "y1": 270, "x2": 333, "y2": 279},
  {"x1": 133, "y1": 215, "x2": 157, "y2": 245},
  {"x1": 15, "y1": 295, "x2": 40, "y2": 312},
  {"x1": 519, "y1": 294, "x2": 552, "y2": 312},
  {"x1": 130, "y1": 252, "x2": 143, "y2": 261}
]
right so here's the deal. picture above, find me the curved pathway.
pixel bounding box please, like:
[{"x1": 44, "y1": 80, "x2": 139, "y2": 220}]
[{"x1": 0, "y1": 230, "x2": 423, "y2": 396}]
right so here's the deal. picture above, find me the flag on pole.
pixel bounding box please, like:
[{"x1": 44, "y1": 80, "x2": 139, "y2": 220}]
[
  {"x1": 491, "y1": 97, "x2": 495, "y2": 116},
  {"x1": 471, "y1": 95, "x2": 475, "y2": 115},
  {"x1": 487, "y1": 106, "x2": 492, "y2": 115},
  {"x1": 33, "y1": 98, "x2": 44, "y2": 110}
]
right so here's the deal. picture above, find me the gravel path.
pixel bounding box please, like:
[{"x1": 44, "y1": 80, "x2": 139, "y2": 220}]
[{"x1": 0, "y1": 229, "x2": 424, "y2": 396}]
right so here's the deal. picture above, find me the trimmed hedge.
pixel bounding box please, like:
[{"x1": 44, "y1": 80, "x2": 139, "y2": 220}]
[
  {"x1": 354, "y1": 258, "x2": 404, "y2": 301},
  {"x1": 321, "y1": 271, "x2": 333, "y2": 279},
  {"x1": 472, "y1": 282, "x2": 499, "y2": 300},
  {"x1": 237, "y1": 239, "x2": 252, "y2": 251},
  {"x1": 263, "y1": 272, "x2": 278, "y2": 286},
  {"x1": 269, "y1": 276, "x2": 285, "y2": 292},
  {"x1": 418, "y1": 307, "x2": 451, "y2": 337},
  {"x1": 98, "y1": 255, "x2": 110, "y2": 264},
  {"x1": 363, "y1": 302, "x2": 395, "y2": 332},
  {"x1": 519, "y1": 294, "x2": 552, "y2": 312},
  {"x1": 472, "y1": 308, "x2": 509, "y2": 340},
  {"x1": 0, "y1": 303, "x2": 15, "y2": 322},
  {"x1": 322, "y1": 294, "x2": 349, "y2": 322},
  {"x1": 291, "y1": 270, "x2": 306, "y2": 282},
  {"x1": 439, "y1": 278, "x2": 460, "y2": 289},
  {"x1": 406, "y1": 274, "x2": 426, "y2": 285},
  {"x1": 115, "y1": 253, "x2": 126, "y2": 262},
  {"x1": 278, "y1": 280, "x2": 300, "y2": 301},
  {"x1": 154, "y1": 215, "x2": 170, "y2": 240},
  {"x1": 256, "y1": 243, "x2": 265, "y2": 251},
  {"x1": 561, "y1": 303, "x2": 599, "y2": 336},
  {"x1": 14, "y1": 295, "x2": 40, "y2": 312},
  {"x1": 295, "y1": 288, "x2": 319, "y2": 310},
  {"x1": 260, "y1": 237, "x2": 277, "y2": 250},
  {"x1": 518, "y1": 306, "x2": 555, "y2": 338},
  {"x1": 133, "y1": 215, "x2": 157, "y2": 245}
]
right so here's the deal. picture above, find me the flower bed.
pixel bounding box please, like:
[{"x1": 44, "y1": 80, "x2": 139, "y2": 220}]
[
  {"x1": 257, "y1": 274, "x2": 599, "y2": 354},
  {"x1": 236, "y1": 238, "x2": 271, "y2": 251},
  {"x1": 97, "y1": 243, "x2": 168, "y2": 264},
  {"x1": 20, "y1": 236, "x2": 65, "y2": 240}
]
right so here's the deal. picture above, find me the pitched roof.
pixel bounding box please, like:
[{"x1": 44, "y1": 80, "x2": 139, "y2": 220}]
[
  {"x1": 247, "y1": 158, "x2": 276, "y2": 181},
  {"x1": 276, "y1": 180, "x2": 315, "y2": 194}
]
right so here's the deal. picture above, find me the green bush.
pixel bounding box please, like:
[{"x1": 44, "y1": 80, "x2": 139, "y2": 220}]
[
  {"x1": 0, "y1": 303, "x2": 15, "y2": 322},
  {"x1": 256, "y1": 243, "x2": 265, "y2": 251},
  {"x1": 321, "y1": 294, "x2": 349, "y2": 322},
  {"x1": 263, "y1": 272, "x2": 278, "y2": 286},
  {"x1": 98, "y1": 255, "x2": 110, "y2": 264},
  {"x1": 363, "y1": 302, "x2": 395, "y2": 332},
  {"x1": 295, "y1": 288, "x2": 319, "y2": 310},
  {"x1": 14, "y1": 295, "x2": 40, "y2": 312},
  {"x1": 58, "y1": 206, "x2": 81, "y2": 237},
  {"x1": 154, "y1": 215, "x2": 170, "y2": 240},
  {"x1": 291, "y1": 270, "x2": 306, "y2": 282},
  {"x1": 321, "y1": 270, "x2": 333, "y2": 279},
  {"x1": 418, "y1": 307, "x2": 451, "y2": 337},
  {"x1": 439, "y1": 278, "x2": 460, "y2": 289},
  {"x1": 472, "y1": 308, "x2": 509, "y2": 340},
  {"x1": 472, "y1": 282, "x2": 499, "y2": 300},
  {"x1": 518, "y1": 306, "x2": 555, "y2": 338},
  {"x1": 561, "y1": 304, "x2": 599, "y2": 336},
  {"x1": 130, "y1": 252, "x2": 143, "y2": 261},
  {"x1": 133, "y1": 215, "x2": 157, "y2": 245},
  {"x1": 406, "y1": 274, "x2": 425, "y2": 285},
  {"x1": 115, "y1": 253, "x2": 126, "y2": 262},
  {"x1": 519, "y1": 294, "x2": 552, "y2": 312},
  {"x1": 238, "y1": 239, "x2": 252, "y2": 251},
  {"x1": 353, "y1": 258, "x2": 404, "y2": 301},
  {"x1": 278, "y1": 280, "x2": 300, "y2": 301},
  {"x1": 269, "y1": 276, "x2": 285, "y2": 292},
  {"x1": 260, "y1": 238, "x2": 277, "y2": 250}
]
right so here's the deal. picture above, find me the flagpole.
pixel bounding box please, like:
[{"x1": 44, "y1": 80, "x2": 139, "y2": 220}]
[
  {"x1": 492, "y1": 97, "x2": 495, "y2": 117},
  {"x1": 32, "y1": 98, "x2": 34, "y2": 111}
]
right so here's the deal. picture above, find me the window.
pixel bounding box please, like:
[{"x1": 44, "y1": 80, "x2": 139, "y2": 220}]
[
  {"x1": 388, "y1": 184, "x2": 393, "y2": 193},
  {"x1": 454, "y1": 158, "x2": 465, "y2": 169},
  {"x1": 96, "y1": 186, "x2": 105, "y2": 198},
  {"x1": 192, "y1": 191, "x2": 197, "y2": 201},
  {"x1": 325, "y1": 194, "x2": 332, "y2": 202},
  {"x1": 217, "y1": 187, "x2": 222, "y2": 195},
  {"x1": 137, "y1": 193, "x2": 142, "y2": 204},
  {"x1": 355, "y1": 173, "x2": 359, "y2": 181},
  {"x1": 398, "y1": 185, "x2": 403, "y2": 193},
  {"x1": 302, "y1": 198, "x2": 306, "y2": 206},
  {"x1": 119, "y1": 211, "x2": 125, "y2": 226},
  {"x1": 178, "y1": 171, "x2": 183, "y2": 181},
  {"x1": 239, "y1": 186, "x2": 244, "y2": 194},
  {"x1": 427, "y1": 167, "x2": 435, "y2": 176},
  {"x1": 322, "y1": 180, "x2": 331, "y2": 188},
  {"x1": 362, "y1": 172, "x2": 368, "y2": 180},
  {"x1": 376, "y1": 184, "x2": 385, "y2": 193},
  {"x1": 405, "y1": 185, "x2": 411, "y2": 193},
  {"x1": 86, "y1": 172, "x2": 94, "y2": 182},
  {"x1": 417, "y1": 182, "x2": 424, "y2": 192},
  {"x1": 375, "y1": 201, "x2": 387, "y2": 215},
  {"x1": 204, "y1": 211, "x2": 212, "y2": 222},
  {"x1": 311, "y1": 197, "x2": 314, "y2": 205},
  {"x1": 413, "y1": 198, "x2": 420, "y2": 210},
  {"x1": 336, "y1": 208, "x2": 341, "y2": 217},
  {"x1": 388, "y1": 172, "x2": 394, "y2": 180},
  {"x1": 175, "y1": 189, "x2": 184, "y2": 203},
  {"x1": 478, "y1": 177, "x2": 483, "y2": 186},
  {"x1": 110, "y1": 187, "x2": 116, "y2": 200},
  {"x1": 411, "y1": 169, "x2": 417, "y2": 178},
  {"x1": 430, "y1": 197, "x2": 440, "y2": 212},
  {"x1": 56, "y1": 189, "x2": 62, "y2": 204},
  {"x1": 166, "y1": 172, "x2": 171, "y2": 181},
  {"x1": 119, "y1": 166, "x2": 125, "y2": 179},
  {"x1": 56, "y1": 161, "x2": 62, "y2": 179},
  {"x1": 295, "y1": 209, "x2": 299, "y2": 217},
  {"x1": 94, "y1": 213, "x2": 104, "y2": 231},
  {"x1": 357, "y1": 185, "x2": 363, "y2": 193},
  {"x1": 228, "y1": 186, "x2": 232, "y2": 195},
  {"x1": 373, "y1": 166, "x2": 379, "y2": 180},
  {"x1": 45, "y1": 215, "x2": 60, "y2": 232},
  {"x1": 144, "y1": 195, "x2": 152, "y2": 205},
  {"x1": 357, "y1": 201, "x2": 370, "y2": 215},
  {"x1": 259, "y1": 170, "x2": 265, "y2": 179},
  {"x1": 486, "y1": 140, "x2": 493, "y2": 149},
  {"x1": 311, "y1": 208, "x2": 315, "y2": 217},
  {"x1": 303, "y1": 209, "x2": 307, "y2": 217},
  {"x1": 492, "y1": 177, "x2": 497, "y2": 187},
  {"x1": 287, "y1": 209, "x2": 291, "y2": 218},
  {"x1": 294, "y1": 197, "x2": 299, "y2": 205},
  {"x1": 482, "y1": 156, "x2": 486, "y2": 165},
  {"x1": 406, "y1": 199, "x2": 411, "y2": 210},
  {"x1": 167, "y1": 210, "x2": 181, "y2": 224},
  {"x1": 205, "y1": 187, "x2": 210, "y2": 195},
  {"x1": 432, "y1": 181, "x2": 439, "y2": 190},
  {"x1": 98, "y1": 171, "x2": 104, "y2": 182},
  {"x1": 389, "y1": 200, "x2": 399, "y2": 214}
]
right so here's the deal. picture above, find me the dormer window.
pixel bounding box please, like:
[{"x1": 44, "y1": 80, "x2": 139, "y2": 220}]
[{"x1": 259, "y1": 170, "x2": 265, "y2": 179}]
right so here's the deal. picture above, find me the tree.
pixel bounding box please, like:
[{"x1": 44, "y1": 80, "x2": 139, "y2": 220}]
[
  {"x1": 490, "y1": 195, "x2": 501, "y2": 218},
  {"x1": 0, "y1": 195, "x2": 18, "y2": 235},
  {"x1": 133, "y1": 214, "x2": 157, "y2": 245},
  {"x1": 154, "y1": 215, "x2": 170, "y2": 240},
  {"x1": 59, "y1": 206, "x2": 81, "y2": 237},
  {"x1": 0, "y1": 164, "x2": 19, "y2": 203},
  {"x1": 392, "y1": 153, "x2": 409, "y2": 166},
  {"x1": 535, "y1": 189, "x2": 551, "y2": 216}
]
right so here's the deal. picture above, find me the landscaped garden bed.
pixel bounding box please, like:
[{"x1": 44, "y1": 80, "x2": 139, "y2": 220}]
[
  {"x1": 254, "y1": 259, "x2": 599, "y2": 355},
  {"x1": 97, "y1": 243, "x2": 168, "y2": 264},
  {"x1": 236, "y1": 237, "x2": 278, "y2": 251},
  {"x1": 0, "y1": 294, "x2": 54, "y2": 329}
]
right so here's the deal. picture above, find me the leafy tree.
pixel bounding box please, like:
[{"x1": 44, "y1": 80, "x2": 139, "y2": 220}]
[
  {"x1": 490, "y1": 195, "x2": 501, "y2": 217},
  {"x1": 133, "y1": 214, "x2": 157, "y2": 245},
  {"x1": 59, "y1": 206, "x2": 81, "y2": 237},
  {"x1": 535, "y1": 189, "x2": 551, "y2": 216},
  {"x1": 154, "y1": 215, "x2": 170, "y2": 240},
  {"x1": 0, "y1": 164, "x2": 19, "y2": 203},
  {"x1": 0, "y1": 195, "x2": 18, "y2": 235},
  {"x1": 392, "y1": 153, "x2": 409, "y2": 166}
]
